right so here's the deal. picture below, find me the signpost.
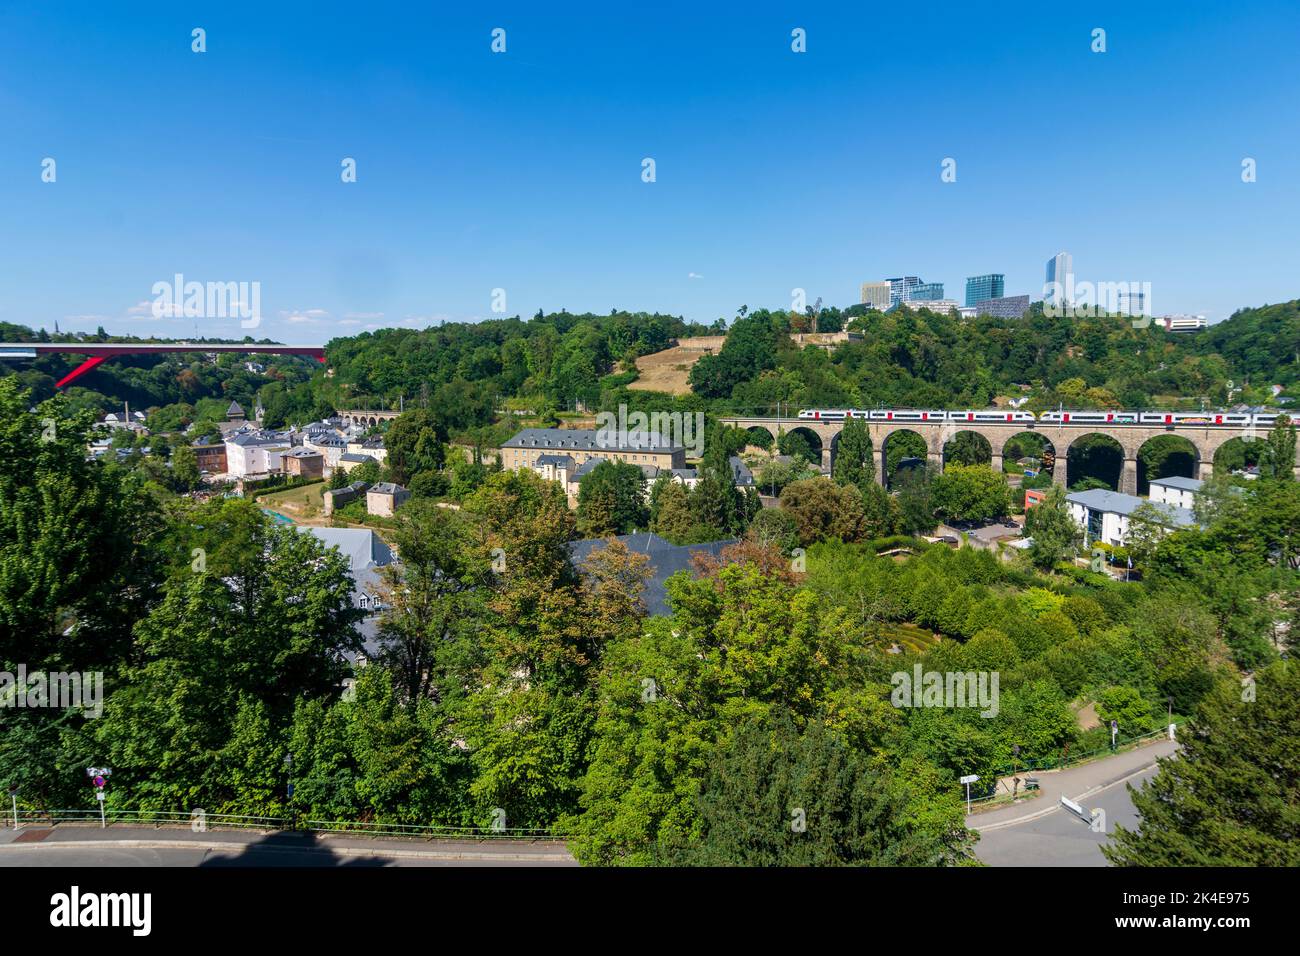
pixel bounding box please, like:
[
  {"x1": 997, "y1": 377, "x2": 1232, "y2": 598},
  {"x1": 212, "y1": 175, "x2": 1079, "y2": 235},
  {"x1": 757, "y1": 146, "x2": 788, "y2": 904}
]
[
  {"x1": 960, "y1": 774, "x2": 979, "y2": 814},
  {"x1": 7, "y1": 785, "x2": 17, "y2": 831},
  {"x1": 85, "y1": 767, "x2": 111, "y2": 828},
  {"x1": 1110, "y1": 719, "x2": 1118, "y2": 752}
]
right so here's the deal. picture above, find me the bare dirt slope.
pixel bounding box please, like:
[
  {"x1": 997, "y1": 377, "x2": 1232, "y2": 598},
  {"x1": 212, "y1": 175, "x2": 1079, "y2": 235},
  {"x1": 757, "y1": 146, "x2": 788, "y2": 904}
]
[{"x1": 628, "y1": 339, "x2": 723, "y2": 396}]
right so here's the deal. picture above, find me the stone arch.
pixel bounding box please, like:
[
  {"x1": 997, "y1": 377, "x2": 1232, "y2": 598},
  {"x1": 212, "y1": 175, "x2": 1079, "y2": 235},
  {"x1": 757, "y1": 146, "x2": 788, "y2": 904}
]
[
  {"x1": 1211, "y1": 435, "x2": 1264, "y2": 478},
  {"x1": 779, "y1": 426, "x2": 824, "y2": 468},
  {"x1": 743, "y1": 424, "x2": 776, "y2": 452},
  {"x1": 1062, "y1": 432, "x2": 1131, "y2": 493},
  {"x1": 881, "y1": 428, "x2": 928, "y2": 489},
  {"x1": 1135, "y1": 434, "x2": 1200, "y2": 496},
  {"x1": 999, "y1": 431, "x2": 1056, "y2": 481},
  {"x1": 941, "y1": 430, "x2": 992, "y2": 468}
]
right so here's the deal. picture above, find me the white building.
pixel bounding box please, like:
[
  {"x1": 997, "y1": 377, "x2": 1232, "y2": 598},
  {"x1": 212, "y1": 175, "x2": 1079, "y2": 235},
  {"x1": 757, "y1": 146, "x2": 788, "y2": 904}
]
[
  {"x1": 224, "y1": 432, "x2": 292, "y2": 477},
  {"x1": 1160, "y1": 314, "x2": 1208, "y2": 333},
  {"x1": 1066, "y1": 488, "x2": 1196, "y2": 548},
  {"x1": 1148, "y1": 476, "x2": 1203, "y2": 511},
  {"x1": 894, "y1": 299, "x2": 959, "y2": 315}
]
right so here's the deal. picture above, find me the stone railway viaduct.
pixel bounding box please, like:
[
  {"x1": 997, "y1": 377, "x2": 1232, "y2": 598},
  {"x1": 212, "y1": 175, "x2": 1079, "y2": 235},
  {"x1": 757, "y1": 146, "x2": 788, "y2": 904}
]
[
  {"x1": 337, "y1": 408, "x2": 402, "y2": 429},
  {"x1": 719, "y1": 416, "x2": 1300, "y2": 494}
]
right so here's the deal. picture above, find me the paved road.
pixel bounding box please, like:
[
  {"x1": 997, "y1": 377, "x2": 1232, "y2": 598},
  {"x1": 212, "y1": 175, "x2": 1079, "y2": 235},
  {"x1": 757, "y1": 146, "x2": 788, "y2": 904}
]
[
  {"x1": 975, "y1": 765, "x2": 1156, "y2": 866},
  {"x1": 0, "y1": 825, "x2": 577, "y2": 867},
  {"x1": 971, "y1": 738, "x2": 1177, "y2": 867}
]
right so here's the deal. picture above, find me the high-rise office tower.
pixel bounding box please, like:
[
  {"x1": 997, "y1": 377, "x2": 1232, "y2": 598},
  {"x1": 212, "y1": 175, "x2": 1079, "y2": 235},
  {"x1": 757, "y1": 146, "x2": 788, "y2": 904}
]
[
  {"x1": 1045, "y1": 252, "x2": 1073, "y2": 304},
  {"x1": 860, "y1": 281, "x2": 892, "y2": 310},
  {"x1": 887, "y1": 276, "x2": 921, "y2": 306},
  {"x1": 965, "y1": 274, "x2": 1005, "y2": 307},
  {"x1": 911, "y1": 281, "x2": 944, "y2": 301}
]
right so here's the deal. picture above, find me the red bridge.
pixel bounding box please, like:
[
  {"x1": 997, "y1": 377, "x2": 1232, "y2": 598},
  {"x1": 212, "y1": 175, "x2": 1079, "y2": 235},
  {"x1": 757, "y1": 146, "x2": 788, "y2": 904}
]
[{"x1": 0, "y1": 342, "x2": 327, "y2": 387}]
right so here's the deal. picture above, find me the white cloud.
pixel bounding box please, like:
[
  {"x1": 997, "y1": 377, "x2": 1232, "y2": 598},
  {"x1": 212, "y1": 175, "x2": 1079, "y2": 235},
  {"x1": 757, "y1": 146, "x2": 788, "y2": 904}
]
[
  {"x1": 688, "y1": 272, "x2": 703, "y2": 279},
  {"x1": 280, "y1": 308, "x2": 331, "y2": 324}
]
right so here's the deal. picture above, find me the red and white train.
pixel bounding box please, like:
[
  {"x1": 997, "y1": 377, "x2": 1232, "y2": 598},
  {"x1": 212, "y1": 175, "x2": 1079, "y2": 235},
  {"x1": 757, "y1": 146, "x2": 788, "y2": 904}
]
[{"x1": 795, "y1": 408, "x2": 1292, "y2": 427}]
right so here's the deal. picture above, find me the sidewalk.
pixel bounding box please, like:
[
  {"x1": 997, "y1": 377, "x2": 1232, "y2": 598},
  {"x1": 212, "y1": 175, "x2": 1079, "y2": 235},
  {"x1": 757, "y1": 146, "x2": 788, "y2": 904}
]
[
  {"x1": 0, "y1": 822, "x2": 576, "y2": 864},
  {"x1": 967, "y1": 737, "x2": 1178, "y2": 831}
]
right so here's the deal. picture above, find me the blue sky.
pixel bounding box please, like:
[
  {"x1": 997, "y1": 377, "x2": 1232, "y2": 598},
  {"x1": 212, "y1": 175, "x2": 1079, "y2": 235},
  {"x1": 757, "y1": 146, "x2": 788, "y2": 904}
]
[{"x1": 2, "y1": 1, "x2": 1297, "y2": 341}]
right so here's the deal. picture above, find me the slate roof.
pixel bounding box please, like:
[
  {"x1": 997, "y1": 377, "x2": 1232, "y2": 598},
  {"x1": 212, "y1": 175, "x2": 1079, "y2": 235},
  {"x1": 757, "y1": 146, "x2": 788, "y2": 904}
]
[
  {"x1": 1066, "y1": 489, "x2": 1197, "y2": 528},
  {"x1": 298, "y1": 527, "x2": 394, "y2": 571},
  {"x1": 1148, "y1": 476, "x2": 1203, "y2": 493},
  {"x1": 569, "y1": 532, "x2": 737, "y2": 616},
  {"x1": 729, "y1": 456, "x2": 755, "y2": 486},
  {"x1": 502, "y1": 427, "x2": 682, "y2": 453}
]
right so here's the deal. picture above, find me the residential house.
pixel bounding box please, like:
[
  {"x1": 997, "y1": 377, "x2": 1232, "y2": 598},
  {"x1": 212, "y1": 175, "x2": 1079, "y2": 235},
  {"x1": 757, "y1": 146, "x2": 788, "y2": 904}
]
[
  {"x1": 224, "y1": 431, "x2": 292, "y2": 477},
  {"x1": 336, "y1": 452, "x2": 377, "y2": 475},
  {"x1": 323, "y1": 481, "x2": 370, "y2": 517},
  {"x1": 297, "y1": 526, "x2": 394, "y2": 658},
  {"x1": 192, "y1": 438, "x2": 228, "y2": 474},
  {"x1": 366, "y1": 482, "x2": 410, "y2": 517},
  {"x1": 282, "y1": 447, "x2": 325, "y2": 479}
]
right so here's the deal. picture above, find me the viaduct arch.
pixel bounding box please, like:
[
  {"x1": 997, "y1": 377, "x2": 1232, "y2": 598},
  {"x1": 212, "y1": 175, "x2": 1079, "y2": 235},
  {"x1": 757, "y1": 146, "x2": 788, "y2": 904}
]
[
  {"x1": 337, "y1": 408, "x2": 402, "y2": 429},
  {"x1": 721, "y1": 416, "x2": 1300, "y2": 492}
]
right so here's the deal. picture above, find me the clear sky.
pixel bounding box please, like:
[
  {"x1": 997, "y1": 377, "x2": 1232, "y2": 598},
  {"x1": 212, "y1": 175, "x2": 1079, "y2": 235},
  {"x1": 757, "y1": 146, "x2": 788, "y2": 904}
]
[{"x1": 2, "y1": 1, "x2": 1297, "y2": 341}]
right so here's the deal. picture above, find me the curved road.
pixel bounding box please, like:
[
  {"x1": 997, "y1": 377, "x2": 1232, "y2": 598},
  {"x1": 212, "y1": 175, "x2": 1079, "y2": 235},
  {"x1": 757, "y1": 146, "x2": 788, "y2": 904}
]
[{"x1": 971, "y1": 739, "x2": 1177, "y2": 866}]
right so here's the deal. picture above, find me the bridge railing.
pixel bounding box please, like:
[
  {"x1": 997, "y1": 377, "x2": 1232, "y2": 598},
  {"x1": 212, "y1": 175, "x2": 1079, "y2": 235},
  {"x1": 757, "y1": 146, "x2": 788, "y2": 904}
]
[{"x1": 9, "y1": 807, "x2": 570, "y2": 842}]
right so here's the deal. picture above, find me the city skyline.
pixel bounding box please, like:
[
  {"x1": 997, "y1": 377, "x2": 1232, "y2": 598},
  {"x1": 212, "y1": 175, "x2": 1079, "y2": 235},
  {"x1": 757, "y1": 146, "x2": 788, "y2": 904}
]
[{"x1": 3, "y1": 2, "x2": 1298, "y2": 340}]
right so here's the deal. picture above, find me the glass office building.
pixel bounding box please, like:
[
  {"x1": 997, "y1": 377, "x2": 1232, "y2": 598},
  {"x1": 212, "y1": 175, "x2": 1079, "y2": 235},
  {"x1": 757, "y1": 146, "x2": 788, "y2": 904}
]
[
  {"x1": 887, "y1": 276, "x2": 920, "y2": 306},
  {"x1": 965, "y1": 273, "x2": 1005, "y2": 306},
  {"x1": 910, "y1": 281, "x2": 944, "y2": 301},
  {"x1": 1045, "y1": 252, "x2": 1073, "y2": 304}
]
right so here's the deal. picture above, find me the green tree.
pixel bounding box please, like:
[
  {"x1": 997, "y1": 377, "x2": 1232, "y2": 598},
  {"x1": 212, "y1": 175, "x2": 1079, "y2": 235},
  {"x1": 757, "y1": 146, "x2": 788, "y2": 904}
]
[
  {"x1": 662, "y1": 712, "x2": 975, "y2": 866},
  {"x1": 375, "y1": 500, "x2": 491, "y2": 701},
  {"x1": 931, "y1": 464, "x2": 1011, "y2": 523},
  {"x1": 1262, "y1": 415, "x2": 1295, "y2": 480},
  {"x1": 1023, "y1": 484, "x2": 1081, "y2": 571},
  {"x1": 1105, "y1": 660, "x2": 1300, "y2": 866},
  {"x1": 169, "y1": 442, "x2": 200, "y2": 492},
  {"x1": 832, "y1": 416, "x2": 874, "y2": 488},
  {"x1": 577, "y1": 460, "x2": 649, "y2": 536},
  {"x1": 383, "y1": 408, "x2": 447, "y2": 485},
  {"x1": 779, "y1": 478, "x2": 866, "y2": 547}
]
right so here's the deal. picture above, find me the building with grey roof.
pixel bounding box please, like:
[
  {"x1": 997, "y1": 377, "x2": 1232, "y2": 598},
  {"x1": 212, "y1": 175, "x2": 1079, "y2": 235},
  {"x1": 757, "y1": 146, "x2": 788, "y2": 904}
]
[
  {"x1": 1148, "y1": 475, "x2": 1203, "y2": 510},
  {"x1": 1066, "y1": 488, "x2": 1197, "y2": 548},
  {"x1": 569, "y1": 532, "x2": 737, "y2": 616},
  {"x1": 501, "y1": 427, "x2": 686, "y2": 474}
]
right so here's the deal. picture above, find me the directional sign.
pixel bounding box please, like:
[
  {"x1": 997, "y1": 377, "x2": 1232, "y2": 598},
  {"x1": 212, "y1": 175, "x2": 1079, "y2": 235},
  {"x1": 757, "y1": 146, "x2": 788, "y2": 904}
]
[{"x1": 959, "y1": 774, "x2": 979, "y2": 785}]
